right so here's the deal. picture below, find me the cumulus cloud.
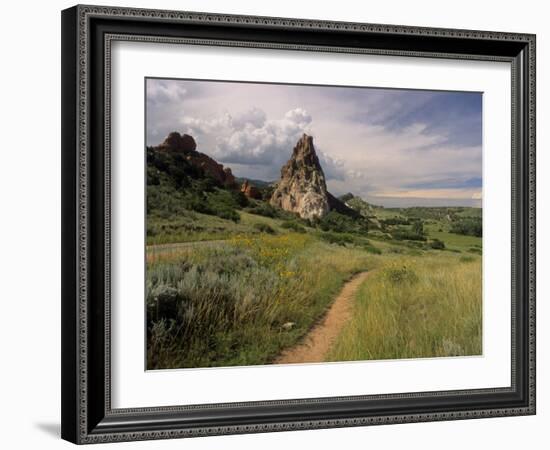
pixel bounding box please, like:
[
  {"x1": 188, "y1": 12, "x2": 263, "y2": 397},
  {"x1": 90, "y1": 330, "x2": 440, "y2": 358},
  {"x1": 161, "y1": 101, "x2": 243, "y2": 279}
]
[
  {"x1": 180, "y1": 107, "x2": 312, "y2": 171},
  {"x1": 146, "y1": 78, "x2": 483, "y2": 206},
  {"x1": 231, "y1": 107, "x2": 267, "y2": 130},
  {"x1": 316, "y1": 150, "x2": 347, "y2": 181},
  {"x1": 284, "y1": 108, "x2": 312, "y2": 125},
  {"x1": 177, "y1": 105, "x2": 351, "y2": 182},
  {"x1": 147, "y1": 79, "x2": 188, "y2": 106}
]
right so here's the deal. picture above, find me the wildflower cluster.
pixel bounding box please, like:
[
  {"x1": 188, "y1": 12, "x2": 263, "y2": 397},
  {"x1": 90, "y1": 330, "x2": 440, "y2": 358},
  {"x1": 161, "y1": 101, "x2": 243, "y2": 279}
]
[
  {"x1": 229, "y1": 233, "x2": 311, "y2": 279},
  {"x1": 382, "y1": 261, "x2": 418, "y2": 284}
]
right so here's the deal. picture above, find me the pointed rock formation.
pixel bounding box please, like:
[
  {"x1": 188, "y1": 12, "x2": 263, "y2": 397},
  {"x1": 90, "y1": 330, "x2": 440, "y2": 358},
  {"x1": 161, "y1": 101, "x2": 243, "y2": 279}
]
[{"x1": 270, "y1": 134, "x2": 330, "y2": 220}]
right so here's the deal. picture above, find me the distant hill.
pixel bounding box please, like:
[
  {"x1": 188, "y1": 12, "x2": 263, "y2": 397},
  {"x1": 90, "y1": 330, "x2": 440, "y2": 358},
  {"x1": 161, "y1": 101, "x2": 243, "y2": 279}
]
[
  {"x1": 339, "y1": 193, "x2": 375, "y2": 217},
  {"x1": 327, "y1": 192, "x2": 359, "y2": 218},
  {"x1": 387, "y1": 206, "x2": 482, "y2": 221},
  {"x1": 147, "y1": 131, "x2": 481, "y2": 240},
  {"x1": 147, "y1": 132, "x2": 249, "y2": 223},
  {"x1": 148, "y1": 132, "x2": 237, "y2": 189}
]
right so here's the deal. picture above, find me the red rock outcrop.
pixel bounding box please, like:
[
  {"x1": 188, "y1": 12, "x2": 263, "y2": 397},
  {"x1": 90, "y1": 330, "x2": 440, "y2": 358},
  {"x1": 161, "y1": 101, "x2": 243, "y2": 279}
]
[
  {"x1": 240, "y1": 180, "x2": 262, "y2": 199},
  {"x1": 155, "y1": 132, "x2": 236, "y2": 188},
  {"x1": 158, "y1": 132, "x2": 197, "y2": 152}
]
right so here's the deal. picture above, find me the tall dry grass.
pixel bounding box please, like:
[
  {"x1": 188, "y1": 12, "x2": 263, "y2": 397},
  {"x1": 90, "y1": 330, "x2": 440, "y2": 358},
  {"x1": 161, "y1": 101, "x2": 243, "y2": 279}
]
[
  {"x1": 327, "y1": 254, "x2": 482, "y2": 361},
  {"x1": 147, "y1": 233, "x2": 376, "y2": 369}
]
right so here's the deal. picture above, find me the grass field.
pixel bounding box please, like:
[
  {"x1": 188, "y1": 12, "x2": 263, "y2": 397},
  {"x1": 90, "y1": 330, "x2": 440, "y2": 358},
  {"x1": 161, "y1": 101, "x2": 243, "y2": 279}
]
[
  {"x1": 146, "y1": 201, "x2": 483, "y2": 369},
  {"x1": 144, "y1": 98, "x2": 484, "y2": 369},
  {"x1": 327, "y1": 253, "x2": 482, "y2": 361},
  {"x1": 147, "y1": 210, "x2": 316, "y2": 245},
  {"x1": 146, "y1": 233, "x2": 377, "y2": 369}
]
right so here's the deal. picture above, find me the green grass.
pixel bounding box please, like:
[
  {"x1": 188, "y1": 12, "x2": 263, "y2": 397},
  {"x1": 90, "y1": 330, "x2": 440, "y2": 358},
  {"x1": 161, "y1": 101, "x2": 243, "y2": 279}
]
[
  {"x1": 146, "y1": 143, "x2": 484, "y2": 368},
  {"x1": 369, "y1": 207, "x2": 405, "y2": 220},
  {"x1": 147, "y1": 211, "x2": 248, "y2": 244},
  {"x1": 147, "y1": 210, "x2": 312, "y2": 245},
  {"x1": 327, "y1": 253, "x2": 482, "y2": 361},
  {"x1": 146, "y1": 200, "x2": 482, "y2": 369},
  {"x1": 426, "y1": 228, "x2": 482, "y2": 252},
  {"x1": 456, "y1": 207, "x2": 482, "y2": 218},
  {"x1": 146, "y1": 233, "x2": 378, "y2": 369}
]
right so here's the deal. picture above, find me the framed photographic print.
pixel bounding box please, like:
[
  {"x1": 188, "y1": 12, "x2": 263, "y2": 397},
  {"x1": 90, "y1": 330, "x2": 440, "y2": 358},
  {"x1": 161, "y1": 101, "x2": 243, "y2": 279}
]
[{"x1": 61, "y1": 5, "x2": 536, "y2": 444}]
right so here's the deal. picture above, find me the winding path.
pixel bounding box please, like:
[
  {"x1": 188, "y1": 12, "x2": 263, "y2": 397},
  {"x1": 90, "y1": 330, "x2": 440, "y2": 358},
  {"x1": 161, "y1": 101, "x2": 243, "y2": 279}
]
[{"x1": 274, "y1": 271, "x2": 372, "y2": 364}]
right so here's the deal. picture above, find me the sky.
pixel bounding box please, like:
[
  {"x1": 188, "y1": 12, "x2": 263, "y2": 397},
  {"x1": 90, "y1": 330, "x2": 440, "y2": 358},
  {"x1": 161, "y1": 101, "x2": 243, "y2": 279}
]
[{"x1": 146, "y1": 78, "x2": 482, "y2": 208}]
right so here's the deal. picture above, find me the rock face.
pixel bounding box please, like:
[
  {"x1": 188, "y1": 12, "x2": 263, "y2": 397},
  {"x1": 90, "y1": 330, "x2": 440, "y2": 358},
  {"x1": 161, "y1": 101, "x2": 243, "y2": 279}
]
[
  {"x1": 159, "y1": 132, "x2": 197, "y2": 152},
  {"x1": 156, "y1": 132, "x2": 236, "y2": 188},
  {"x1": 240, "y1": 180, "x2": 262, "y2": 199},
  {"x1": 327, "y1": 192, "x2": 359, "y2": 218},
  {"x1": 270, "y1": 134, "x2": 330, "y2": 220}
]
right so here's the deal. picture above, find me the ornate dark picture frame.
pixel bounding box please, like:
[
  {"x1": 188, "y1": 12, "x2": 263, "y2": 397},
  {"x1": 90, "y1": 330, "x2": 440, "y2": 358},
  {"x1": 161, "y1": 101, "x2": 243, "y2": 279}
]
[{"x1": 61, "y1": 4, "x2": 536, "y2": 444}]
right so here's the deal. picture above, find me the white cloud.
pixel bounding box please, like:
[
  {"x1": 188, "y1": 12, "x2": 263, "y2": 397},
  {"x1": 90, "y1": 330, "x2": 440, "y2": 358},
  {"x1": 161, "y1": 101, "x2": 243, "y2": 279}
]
[
  {"x1": 231, "y1": 107, "x2": 267, "y2": 130},
  {"x1": 147, "y1": 79, "x2": 188, "y2": 105},
  {"x1": 146, "y1": 79, "x2": 482, "y2": 206},
  {"x1": 180, "y1": 107, "x2": 313, "y2": 169},
  {"x1": 284, "y1": 108, "x2": 312, "y2": 125}
]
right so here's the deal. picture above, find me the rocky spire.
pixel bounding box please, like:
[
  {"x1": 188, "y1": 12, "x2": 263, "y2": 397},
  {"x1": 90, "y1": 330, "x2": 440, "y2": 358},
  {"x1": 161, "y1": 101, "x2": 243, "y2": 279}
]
[{"x1": 270, "y1": 134, "x2": 330, "y2": 220}]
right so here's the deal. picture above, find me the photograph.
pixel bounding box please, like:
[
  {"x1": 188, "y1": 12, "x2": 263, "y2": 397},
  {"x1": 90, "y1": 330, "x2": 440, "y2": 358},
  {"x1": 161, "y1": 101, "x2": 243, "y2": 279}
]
[
  {"x1": 145, "y1": 78, "x2": 483, "y2": 370},
  {"x1": 55, "y1": 3, "x2": 536, "y2": 445}
]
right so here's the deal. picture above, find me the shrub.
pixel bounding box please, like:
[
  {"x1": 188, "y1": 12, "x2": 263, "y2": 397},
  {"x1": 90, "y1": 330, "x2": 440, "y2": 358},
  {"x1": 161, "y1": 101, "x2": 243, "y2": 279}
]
[
  {"x1": 231, "y1": 190, "x2": 249, "y2": 208},
  {"x1": 147, "y1": 176, "x2": 244, "y2": 223},
  {"x1": 205, "y1": 189, "x2": 243, "y2": 222},
  {"x1": 253, "y1": 223, "x2": 276, "y2": 234},
  {"x1": 429, "y1": 238, "x2": 445, "y2": 250},
  {"x1": 182, "y1": 192, "x2": 214, "y2": 215},
  {"x1": 363, "y1": 245, "x2": 382, "y2": 255},
  {"x1": 391, "y1": 230, "x2": 427, "y2": 241},
  {"x1": 194, "y1": 177, "x2": 218, "y2": 193},
  {"x1": 412, "y1": 220, "x2": 425, "y2": 236},
  {"x1": 281, "y1": 221, "x2": 306, "y2": 233},
  {"x1": 450, "y1": 217, "x2": 482, "y2": 237},
  {"x1": 380, "y1": 217, "x2": 410, "y2": 226},
  {"x1": 215, "y1": 208, "x2": 240, "y2": 222},
  {"x1": 147, "y1": 146, "x2": 205, "y2": 189},
  {"x1": 383, "y1": 265, "x2": 418, "y2": 284},
  {"x1": 245, "y1": 202, "x2": 278, "y2": 218},
  {"x1": 319, "y1": 232, "x2": 355, "y2": 246},
  {"x1": 319, "y1": 211, "x2": 368, "y2": 234},
  {"x1": 147, "y1": 284, "x2": 181, "y2": 324},
  {"x1": 147, "y1": 145, "x2": 246, "y2": 225}
]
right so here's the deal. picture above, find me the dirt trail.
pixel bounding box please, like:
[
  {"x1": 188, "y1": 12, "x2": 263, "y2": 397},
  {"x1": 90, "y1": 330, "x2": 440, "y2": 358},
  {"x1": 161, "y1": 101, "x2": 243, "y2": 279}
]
[
  {"x1": 274, "y1": 271, "x2": 372, "y2": 365},
  {"x1": 147, "y1": 239, "x2": 228, "y2": 251}
]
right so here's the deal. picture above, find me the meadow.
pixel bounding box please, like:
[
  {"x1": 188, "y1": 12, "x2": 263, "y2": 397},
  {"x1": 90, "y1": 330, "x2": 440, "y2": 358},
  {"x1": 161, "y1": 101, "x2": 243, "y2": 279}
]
[
  {"x1": 147, "y1": 232, "x2": 376, "y2": 368},
  {"x1": 327, "y1": 253, "x2": 482, "y2": 362},
  {"x1": 146, "y1": 207, "x2": 482, "y2": 369}
]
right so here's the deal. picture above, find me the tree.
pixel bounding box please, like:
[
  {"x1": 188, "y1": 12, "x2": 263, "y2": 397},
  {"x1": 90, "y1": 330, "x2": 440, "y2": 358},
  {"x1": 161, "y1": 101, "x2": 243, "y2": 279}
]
[{"x1": 412, "y1": 220, "x2": 424, "y2": 236}]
